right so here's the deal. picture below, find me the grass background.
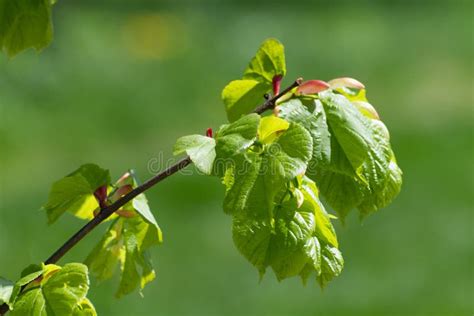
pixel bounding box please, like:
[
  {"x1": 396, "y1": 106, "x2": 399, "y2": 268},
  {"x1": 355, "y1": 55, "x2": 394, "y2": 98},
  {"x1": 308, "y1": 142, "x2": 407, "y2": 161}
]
[{"x1": 0, "y1": 1, "x2": 472, "y2": 315}]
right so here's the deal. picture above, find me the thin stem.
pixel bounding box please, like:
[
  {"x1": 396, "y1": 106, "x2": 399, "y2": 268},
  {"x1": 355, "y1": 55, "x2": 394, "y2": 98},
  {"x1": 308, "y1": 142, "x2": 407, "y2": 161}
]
[
  {"x1": 0, "y1": 79, "x2": 302, "y2": 315},
  {"x1": 253, "y1": 78, "x2": 302, "y2": 114}
]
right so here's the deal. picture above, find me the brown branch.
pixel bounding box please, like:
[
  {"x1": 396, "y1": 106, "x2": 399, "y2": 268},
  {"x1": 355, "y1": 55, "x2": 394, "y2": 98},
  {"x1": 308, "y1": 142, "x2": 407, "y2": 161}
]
[
  {"x1": 0, "y1": 78, "x2": 302, "y2": 315},
  {"x1": 253, "y1": 78, "x2": 302, "y2": 114}
]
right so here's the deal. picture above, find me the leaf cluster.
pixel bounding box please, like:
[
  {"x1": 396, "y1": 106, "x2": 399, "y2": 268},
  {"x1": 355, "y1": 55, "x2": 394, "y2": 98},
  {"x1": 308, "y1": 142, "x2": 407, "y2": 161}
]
[{"x1": 175, "y1": 38, "x2": 402, "y2": 286}]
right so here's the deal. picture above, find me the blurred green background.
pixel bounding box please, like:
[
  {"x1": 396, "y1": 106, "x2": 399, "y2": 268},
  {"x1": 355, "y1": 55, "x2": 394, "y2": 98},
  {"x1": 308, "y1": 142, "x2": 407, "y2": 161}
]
[{"x1": 1, "y1": 1, "x2": 472, "y2": 315}]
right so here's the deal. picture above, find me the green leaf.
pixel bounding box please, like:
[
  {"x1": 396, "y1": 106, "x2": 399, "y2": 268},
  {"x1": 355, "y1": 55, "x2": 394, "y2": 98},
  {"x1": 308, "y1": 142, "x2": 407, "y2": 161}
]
[
  {"x1": 269, "y1": 197, "x2": 316, "y2": 280},
  {"x1": 222, "y1": 79, "x2": 270, "y2": 122},
  {"x1": 116, "y1": 215, "x2": 160, "y2": 298},
  {"x1": 356, "y1": 120, "x2": 403, "y2": 217},
  {"x1": 232, "y1": 216, "x2": 272, "y2": 275},
  {"x1": 319, "y1": 91, "x2": 374, "y2": 172},
  {"x1": 313, "y1": 167, "x2": 365, "y2": 221},
  {"x1": 9, "y1": 266, "x2": 44, "y2": 304},
  {"x1": 129, "y1": 170, "x2": 161, "y2": 228},
  {"x1": 287, "y1": 90, "x2": 403, "y2": 220},
  {"x1": 223, "y1": 152, "x2": 263, "y2": 216},
  {"x1": 42, "y1": 164, "x2": 110, "y2": 224},
  {"x1": 85, "y1": 172, "x2": 162, "y2": 298},
  {"x1": 10, "y1": 263, "x2": 94, "y2": 316},
  {"x1": 278, "y1": 98, "x2": 331, "y2": 169},
  {"x1": 0, "y1": 0, "x2": 55, "y2": 57},
  {"x1": 301, "y1": 178, "x2": 338, "y2": 248},
  {"x1": 232, "y1": 177, "x2": 341, "y2": 284},
  {"x1": 85, "y1": 216, "x2": 161, "y2": 299},
  {"x1": 84, "y1": 219, "x2": 124, "y2": 282},
  {"x1": 10, "y1": 288, "x2": 46, "y2": 315},
  {"x1": 223, "y1": 123, "x2": 312, "y2": 217},
  {"x1": 317, "y1": 244, "x2": 344, "y2": 288},
  {"x1": 299, "y1": 236, "x2": 322, "y2": 284},
  {"x1": 221, "y1": 38, "x2": 286, "y2": 122},
  {"x1": 174, "y1": 135, "x2": 216, "y2": 175},
  {"x1": 0, "y1": 277, "x2": 13, "y2": 306},
  {"x1": 266, "y1": 122, "x2": 313, "y2": 179},
  {"x1": 243, "y1": 38, "x2": 286, "y2": 83},
  {"x1": 215, "y1": 113, "x2": 260, "y2": 160},
  {"x1": 41, "y1": 264, "x2": 89, "y2": 315}
]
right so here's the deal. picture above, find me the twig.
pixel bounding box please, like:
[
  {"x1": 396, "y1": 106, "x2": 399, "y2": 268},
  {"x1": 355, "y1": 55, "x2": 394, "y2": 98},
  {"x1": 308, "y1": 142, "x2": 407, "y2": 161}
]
[{"x1": 253, "y1": 78, "x2": 302, "y2": 114}]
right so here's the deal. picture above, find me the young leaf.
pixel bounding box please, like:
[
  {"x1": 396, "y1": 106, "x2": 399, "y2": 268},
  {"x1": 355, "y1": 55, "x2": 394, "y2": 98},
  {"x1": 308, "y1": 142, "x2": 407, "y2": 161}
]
[
  {"x1": 174, "y1": 135, "x2": 216, "y2": 175},
  {"x1": 214, "y1": 113, "x2": 260, "y2": 159},
  {"x1": 317, "y1": 244, "x2": 344, "y2": 288},
  {"x1": 243, "y1": 38, "x2": 286, "y2": 83},
  {"x1": 319, "y1": 91, "x2": 375, "y2": 172},
  {"x1": 86, "y1": 215, "x2": 162, "y2": 298},
  {"x1": 232, "y1": 176, "x2": 342, "y2": 284},
  {"x1": 42, "y1": 164, "x2": 110, "y2": 224},
  {"x1": 301, "y1": 178, "x2": 338, "y2": 248},
  {"x1": 232, "y1": 217, "x2": 272, "y2": 275},
  {"x1": 223, "y1": 122, "x2": 312, "y2": 217},
  {"x1": 355, "y1": 120, "x2": 403, "y2": 217},
  {"x1": 299, "y1": 236, "x2": 322, "y2": 284},
  {"x1": 269, "y1": 196, "x2": 316, "y2": 280},
  {"x1": 85, "y1": 172, "x2": 162, "y2": 298},
  {"x1": 222, "y1": 38, "x2": 287, "y2": 122},
  {"x1": 10, "y1": 263, "x2": 95, "y2": 316},
  {"x1": 317, "y1": 92, "x2": 402, "y2": 219},
  {"x1": 257, "y1": 116, "x2": 289, "y2": 144},
  {"x1": 84, "y1": 219, "x2": 124, "y2": 282},
  {"x1": 0, "y1": 0, "x2": 56, "y2": 57},
  {"x1": 273, "y1": 89, "x2": 402, "y2": 220},
  {"x1": 278, "y1": 98, "x2": 331, "y2": 169},
  {"x1": 218, "y1": 114, "x2": 340, "y2": 283},
  {"x1": 222, "y1": 79, "x2": 270, "y2": 122}
]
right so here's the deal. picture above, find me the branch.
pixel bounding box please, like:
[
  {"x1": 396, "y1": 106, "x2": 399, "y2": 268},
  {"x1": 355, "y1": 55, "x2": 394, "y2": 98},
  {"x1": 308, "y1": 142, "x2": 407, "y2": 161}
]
[
  {"x1": 0, "y1": 78, "x2": 302, "y2": 315},
  {"x1": 253, "y1": 77, "x2": 302, "y2": 114}
]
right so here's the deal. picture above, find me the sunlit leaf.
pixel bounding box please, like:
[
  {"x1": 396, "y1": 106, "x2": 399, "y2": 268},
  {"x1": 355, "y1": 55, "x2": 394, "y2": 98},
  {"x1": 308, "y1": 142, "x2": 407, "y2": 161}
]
[
  {"x1": 42, "y1": 164, "x2": 110, "y2": 224},
  {"x1": 85, "y1": 172, "x2": 162, "y2": 298},
  {"x1": 10, "y1": 263, "x2": 94, "y2": 316},
  {"x1": 174, "y1": 134, "x2": 216, "y2": 175},
  {"x1": 222, "y1": 79, "x2": 270, "y2": 122},
  {"x1": 243, "y1": 38, "x2": 286, "y2": 83},
  {"x1": 258, "y1": 116, "x2": 289, "y2": 144}
]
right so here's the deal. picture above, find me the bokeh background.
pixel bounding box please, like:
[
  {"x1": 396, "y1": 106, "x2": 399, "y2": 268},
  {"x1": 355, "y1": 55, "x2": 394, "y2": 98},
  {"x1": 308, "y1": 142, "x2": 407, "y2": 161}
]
[{"x1": 0, "y1": 0, "x2": 472, "y2": 315}]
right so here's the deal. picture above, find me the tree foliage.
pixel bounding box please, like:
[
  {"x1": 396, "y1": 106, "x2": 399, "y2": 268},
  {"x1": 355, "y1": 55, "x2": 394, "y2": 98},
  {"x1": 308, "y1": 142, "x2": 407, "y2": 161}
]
[{"x1": 0, "y1": 9, "x2": 402, "y2": 314}]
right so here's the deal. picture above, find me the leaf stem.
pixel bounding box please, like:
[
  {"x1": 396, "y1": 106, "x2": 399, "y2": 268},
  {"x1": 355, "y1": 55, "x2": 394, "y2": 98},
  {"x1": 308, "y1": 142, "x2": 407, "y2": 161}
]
[{"x1": 0, "y1": 79, "x2": 302, "y2": 315}]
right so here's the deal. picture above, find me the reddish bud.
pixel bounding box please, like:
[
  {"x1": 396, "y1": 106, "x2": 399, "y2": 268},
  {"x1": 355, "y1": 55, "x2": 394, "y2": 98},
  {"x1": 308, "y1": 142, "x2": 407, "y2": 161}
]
[
  {"x1": 328, "y1": 77, "x2": 365, "y2": 90},
  {"x1": 296, "y1": 80, "x2": 330, "y2": 95},
  {"x1": 272, "y1": 75, "x2": 283, "y2": 95},
  {"x1": 94, "y1": 185, "x2": 108, "y2": 209},
  {"x1": 206, "y1": 128, "x2": 213, "y2": 138}
]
